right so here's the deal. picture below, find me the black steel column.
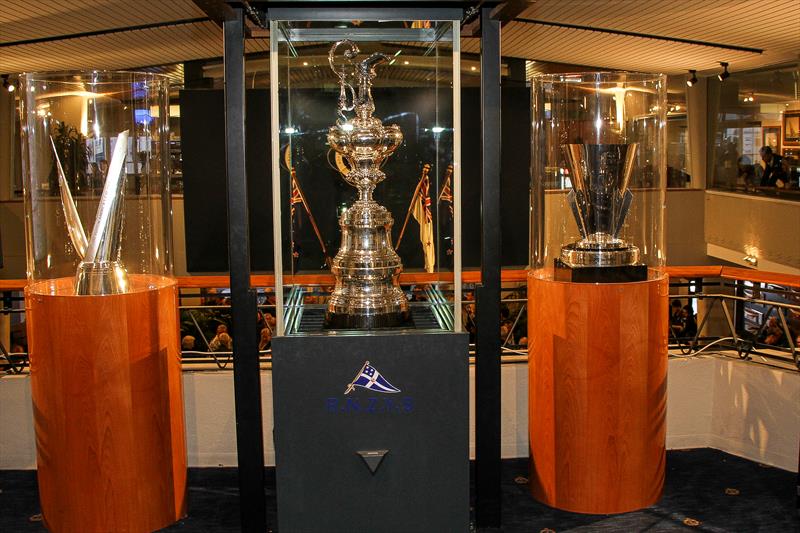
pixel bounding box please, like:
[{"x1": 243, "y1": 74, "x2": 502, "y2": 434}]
[
  {"x1": 223, "y1": 9, "x2": 267, "y2": 532},
  {"x1": 475, "y1": 6, "x2": 502, "y2": 530}
]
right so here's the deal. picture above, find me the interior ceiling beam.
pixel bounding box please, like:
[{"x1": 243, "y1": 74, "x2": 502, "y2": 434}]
[
  {"x1": 192, "y1": 0, "x2": 237, "y2": 26},
  {"x1": 491, "y1": 0, "x2": 530, "y2": 25},
  {"x1": 514, "y1": 18, "x2": 764, "y2": 55},
  {"x1": 0, "y1": 18, "x2": 210, "y2": 48}
]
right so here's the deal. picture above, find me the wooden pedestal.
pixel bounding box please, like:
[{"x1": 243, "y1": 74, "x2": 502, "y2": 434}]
[
  {"x1": 25, "y1": 275, "x2": 187, "y2": 533},
  {"x1": 527, "y1": 270, "x2": 668, "y2": 514}
]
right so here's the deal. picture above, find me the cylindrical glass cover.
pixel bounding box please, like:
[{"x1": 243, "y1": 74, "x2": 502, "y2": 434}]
[
  {"x1": 530, "y1": 72, "x2": 666, "y2": 277},
  {"x1": 20, "y1": 71, "x2": 172, "y2": 294}
]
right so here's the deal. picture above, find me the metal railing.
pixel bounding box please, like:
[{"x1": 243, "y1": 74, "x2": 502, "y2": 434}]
[{"x1": 2, "y1": 267, "x2": 798, "y2": 373}]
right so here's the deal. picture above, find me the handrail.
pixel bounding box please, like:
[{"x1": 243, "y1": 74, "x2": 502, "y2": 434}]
[{"x1": 1, "y1": 265, "x2": 797, "y2": 290}]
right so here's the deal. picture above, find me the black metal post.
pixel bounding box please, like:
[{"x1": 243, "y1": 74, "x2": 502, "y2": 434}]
[
  {"x1": 475, "y1": 6, "x2": 502, "y2": 530},
  {"x1": 223, "y1": 8, "x2": 267, "y2": 532}
]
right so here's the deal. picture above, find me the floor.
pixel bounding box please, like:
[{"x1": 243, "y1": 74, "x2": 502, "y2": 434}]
[{"x1": 0, "y1": 449, "x2": 797, "y2": 532}]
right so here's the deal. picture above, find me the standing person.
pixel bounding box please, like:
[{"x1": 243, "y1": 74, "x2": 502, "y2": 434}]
[{"x1": 759, "y1": 146, "x2": 789, "y2": 187}]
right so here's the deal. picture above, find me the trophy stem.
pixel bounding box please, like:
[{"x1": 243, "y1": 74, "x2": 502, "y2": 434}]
[{"x1": 358, "y1": 185, "x2": 374, "y2": 203}]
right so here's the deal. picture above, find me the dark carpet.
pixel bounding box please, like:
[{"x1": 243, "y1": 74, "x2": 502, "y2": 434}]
[{"x1": 0, "y1": 449, "x2": 796, "y2": 532}]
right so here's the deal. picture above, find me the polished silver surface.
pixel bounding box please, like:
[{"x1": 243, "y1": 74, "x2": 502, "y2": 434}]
[
  {"x1": 560, "y1": 143, "x2": 640, "y2": 268},
  {"x1": 54, "y1": 130, "x2": 130, "y2": 295},
  {"x1": 325, "y1": 40, "x2": 408, "y2": 329}
]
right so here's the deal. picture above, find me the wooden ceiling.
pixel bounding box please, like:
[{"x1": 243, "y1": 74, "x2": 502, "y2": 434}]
[
  {"x1": 1, "y1": 1, "x2": 798, "y2": 76},
  {"x1": 464, "y1": 0, "x2": 800, "y2": 75}
]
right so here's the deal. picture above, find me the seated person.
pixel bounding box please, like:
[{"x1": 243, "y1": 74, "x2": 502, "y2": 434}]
[
  {"x1": 759, "y1": 146, "x2": 789, "y2": 187},
  {"x1": 737, "y1": 156, "x2": 755, "y2": 189},
  {"x1": 669, "y1": 299, "x2": 683, "y2": 331},
  {"x1": 678, "y1": 305, "x2": 698, "y2": 339},
  {"x1": 760, "y1": 317, "x2": 785, "y2": 346},
  {"x1": 181, "y1": 335, "x2": 196, "y2": 351}
]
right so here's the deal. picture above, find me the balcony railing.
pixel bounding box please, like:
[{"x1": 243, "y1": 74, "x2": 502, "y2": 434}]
[{"x1": 1, "y1": 266, "x2": 798, "y2": 373}]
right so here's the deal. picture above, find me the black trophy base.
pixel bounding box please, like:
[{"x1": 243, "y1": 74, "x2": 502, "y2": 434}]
[
  {"x1": 324, "y1": 309, "x2": 413, "y2": 330},
  {"x1": 554, "y1": 259, "x2": 648, "y2": 283}
]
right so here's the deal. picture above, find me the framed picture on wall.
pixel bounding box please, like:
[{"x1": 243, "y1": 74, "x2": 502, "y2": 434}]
[
  {"x1": 763, "y1": 126, "x2": 781, "y2": 152},
  {"x1": 783, "y1": 111, "x2": 800, "y2": 146}
]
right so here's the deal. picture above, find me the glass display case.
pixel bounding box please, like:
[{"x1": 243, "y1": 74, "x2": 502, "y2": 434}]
[
  {"x1": 269, "y1": 18, "x2": 462, "y2": 335},
  {"x1": 530, "y1": 72, "x2": 667, "y2": 281}
]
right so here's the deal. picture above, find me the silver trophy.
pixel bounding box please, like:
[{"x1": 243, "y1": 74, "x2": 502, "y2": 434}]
[
  {"x1": 557, "y1": 143, "x2": 647, "y2": 282},
  {"x1": 52, "y1": 130, "x2": 130, "y2": 295},
  {"x1": 325, "y1": 40, "x2": 409, "y2": 329}
]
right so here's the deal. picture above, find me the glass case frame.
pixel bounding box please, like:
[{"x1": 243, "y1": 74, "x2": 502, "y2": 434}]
[{"x1": 267, "y1": 12, "x2": 463, "y2": 336}]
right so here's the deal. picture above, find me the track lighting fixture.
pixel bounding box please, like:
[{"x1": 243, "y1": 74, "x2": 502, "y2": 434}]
[
  {"x1": 686, "y1": 70, "x2": 698, "y2": 87},
  {"x1": 2, "y1": 75, "x2": 15, "y2": 92},
  {"x1": 717, "y1": 62, "x2": 730, "y2": 81}
]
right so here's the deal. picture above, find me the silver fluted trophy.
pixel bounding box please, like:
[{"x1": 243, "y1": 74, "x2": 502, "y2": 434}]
[
  {"x1": 52, "y1": 130, "x2": 130, "y2": 295},
  {"x1": 555, "y1": 143, "x2": 647, "y2": 282},
  {"x1": 325, "y1": 40, "x2": 409, "y2": 329}
]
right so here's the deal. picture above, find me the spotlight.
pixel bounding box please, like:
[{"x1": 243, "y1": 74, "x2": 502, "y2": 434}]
[
  {"x1": 717, "y1": 62, "x2": 730, "y2": 81},
  {"x1": 2, "y1": 75, "x2": 15, "y2": 92},
  {"x1": 686, "y1": 70, "x2": 698, "y2": 87}
]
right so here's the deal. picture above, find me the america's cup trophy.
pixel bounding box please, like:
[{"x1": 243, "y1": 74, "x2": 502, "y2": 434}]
[
  {"x1": 325, "y1": 40, "x2": 409, "y2": 328},
  {"x1": 554, "y1": 143, "x2": 648, "y2": 283}
]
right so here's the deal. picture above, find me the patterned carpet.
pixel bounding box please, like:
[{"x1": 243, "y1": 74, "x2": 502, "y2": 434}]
[{"x1": 0, "y1": 449, "x2": 796, "y2": 532}]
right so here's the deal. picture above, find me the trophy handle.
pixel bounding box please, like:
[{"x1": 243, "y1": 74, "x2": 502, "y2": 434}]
[
  {"x1": 84, "y1": 130, "x2": 129, "y2": 263},
  {"x1": 329, "y1": 40, "x2": 358, "y2": 124},
  {"x1": 51, "y1": 136, "x2": 88, "y2": 259}
]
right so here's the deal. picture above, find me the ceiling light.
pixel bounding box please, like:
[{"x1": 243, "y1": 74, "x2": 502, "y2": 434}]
[
  {"x1": 686, "y1": 70, "x2": 698, "y2": 87},
  {"x1": 302, "y1": 61, "x2": 309, "y2": 66},
  {"x1": 470, "y1": 66, "x2": 477, "y2": 71},
  {"x1": 2, "y1": 75, "x2": 15, "y2": 92},
  {"x1": 717, "y1": 62, "x2": 730, "y2": 81},
  {"x1": 283, "y1": 126, "x2": 297, "y2": 134},
  {"x1": 403, "y1": 60, "x2": 409, "y2": 65}
]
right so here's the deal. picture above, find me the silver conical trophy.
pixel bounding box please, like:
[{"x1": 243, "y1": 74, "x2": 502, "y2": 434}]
[
  {"x1": 52, "y1": 130, "x2": 130, "y2": 295},
  {"x1": 325, "y1": 40, "x2": 409, "y2": 329},
  {"x1": 555, "y1": 143, "x2": 648, "y2": 282}
]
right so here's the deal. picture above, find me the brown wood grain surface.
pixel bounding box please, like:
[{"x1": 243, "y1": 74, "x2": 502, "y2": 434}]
[
  {"x1": 25, "y1": 275, "x2": 187, "y2": 533},
  {"x1": 1, "y1": 265, "x2": 793, "y2": 291},
  {"x1": 527, "y1": 270, "x2": 669, "y2": 514}
]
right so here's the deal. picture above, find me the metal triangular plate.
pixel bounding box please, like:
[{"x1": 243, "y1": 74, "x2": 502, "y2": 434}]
[{"x1": 356, "y1": 449, "x2": 388, "y2": 474}]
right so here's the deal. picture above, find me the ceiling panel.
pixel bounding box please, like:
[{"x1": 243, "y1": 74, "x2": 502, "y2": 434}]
[
  {"x1": 0, "y1": 1, "x2": 798, "y2": 77},
  {"x1": 0, "y1": 0, "x2": 206, "y2": 43},
  {"x1": 509, "y1": 0, "x2": 800, "y2": 74}
]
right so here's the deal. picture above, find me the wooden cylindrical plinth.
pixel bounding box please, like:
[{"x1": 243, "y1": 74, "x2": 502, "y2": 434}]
[
  {"x1": 528, "y1": 270, "x2": 668, "y2": 514},
  {"x1": 25, "y1": 275, "x2": 187, "y2": 533}
]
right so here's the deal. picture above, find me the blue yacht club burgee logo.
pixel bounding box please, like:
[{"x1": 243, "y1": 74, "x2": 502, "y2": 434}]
[
  {"x1": 344, "y1": 361, "x2": 400, "y2": 394},
  {"x1": 327, "y1": 361, "x2": 413, "y2": 414}
]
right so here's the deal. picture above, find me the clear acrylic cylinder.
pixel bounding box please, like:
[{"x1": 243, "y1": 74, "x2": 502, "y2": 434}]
[
  {"x1": 530, "y1": 72, "x2": 667, "y2": 278},
  {"x1": 20, "y1": 71, "x2": 173, "y2": 292}
]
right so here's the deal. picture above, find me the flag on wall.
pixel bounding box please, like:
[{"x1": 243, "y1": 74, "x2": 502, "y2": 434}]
[{"x1": 413, "y1": 164, "x2": 435, "y2": 273}]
